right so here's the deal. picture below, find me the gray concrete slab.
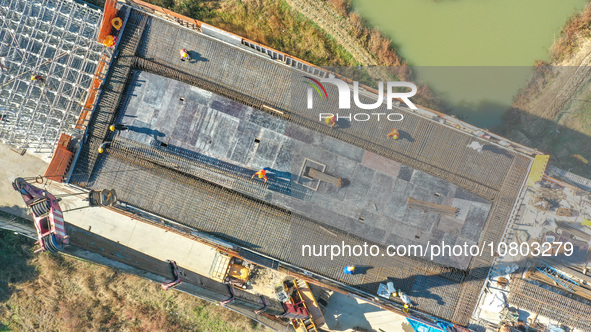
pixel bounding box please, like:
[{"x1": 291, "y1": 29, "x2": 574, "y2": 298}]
[
  {"x1": 323, "y1": 291, "x2": 408, "y2": 332},
  {"x1": 110, "y1": 70, "x2": 494, "y2": 269}
]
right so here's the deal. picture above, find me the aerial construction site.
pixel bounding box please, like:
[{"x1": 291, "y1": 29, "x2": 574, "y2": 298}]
[{"x1": 1, "y1": 0, "x2": 591, "y2": 331}]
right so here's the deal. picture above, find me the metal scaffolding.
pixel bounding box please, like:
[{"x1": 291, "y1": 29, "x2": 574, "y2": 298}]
[{"x1": 0, "y1": 0, "x2": 105, "y2": 151}]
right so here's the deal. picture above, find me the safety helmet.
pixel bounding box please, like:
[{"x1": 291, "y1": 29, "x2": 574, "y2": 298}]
[
  {"x1": 404, "y1": 304, "x2": 409, "y2": 309},
  {"x1": 98, "y1": 147, "x2": 104, "y2": 153},
  {"x1": 183, "y1": 52, "x2": 188, "y2": 58},
  {"x1": 109, "y1": 125, "x2": 115, "y2": 131},
  {"x1": 30, "y1": 75, "x2": 36, "y2": 80}
]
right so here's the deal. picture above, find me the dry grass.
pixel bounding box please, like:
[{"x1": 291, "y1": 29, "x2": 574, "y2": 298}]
[
  {"x1": 0, "y1": 231, "x2": 264, "y2": 332},
  {"x1": 326, "y1": 0, "x2": 405, "y2": 67},
  {"x1": 550, "y1": 2, "x2": 591, "y2": 63},
  {"x1": 201, "y1": 0, "x2": 356, "y2": 66}
]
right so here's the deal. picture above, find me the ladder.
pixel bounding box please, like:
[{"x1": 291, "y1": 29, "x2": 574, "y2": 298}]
[
  {"x1": 209, "y1": 251, "x2": 231, "y2": 280},
  {"x1": 536, "y1": 260, "x2": 580, "y2": 291}
]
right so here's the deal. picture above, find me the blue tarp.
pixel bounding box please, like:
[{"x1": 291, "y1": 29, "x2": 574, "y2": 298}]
[{"x1": 406, "y1": 318, "x2": 444, "y2": 332}]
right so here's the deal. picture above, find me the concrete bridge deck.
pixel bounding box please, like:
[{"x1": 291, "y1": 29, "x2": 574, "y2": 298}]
[
  {"x1": 68, "y1": 6, "x2": 533, "y2": 325},
  {"x1": 103, "y1": 69, "x2": 493, "y2": 270}
]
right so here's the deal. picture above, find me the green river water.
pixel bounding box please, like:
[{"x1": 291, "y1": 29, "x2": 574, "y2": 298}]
[{"x1": 354, "y1": 0, "x2": 588, "y2": 127}]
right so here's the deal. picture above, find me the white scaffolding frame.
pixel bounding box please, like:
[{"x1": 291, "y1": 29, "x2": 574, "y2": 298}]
[{"x1": 0, "y1": 0, "x2": 105, "y2": 152}]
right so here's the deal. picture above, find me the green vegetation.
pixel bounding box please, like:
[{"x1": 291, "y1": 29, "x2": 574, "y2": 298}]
[{"x1": 0, "y1": 229, "x2": 265, "y2": 331}]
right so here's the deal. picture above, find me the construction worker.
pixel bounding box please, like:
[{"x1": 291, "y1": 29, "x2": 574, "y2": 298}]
[
  {"x1": 31, "y1": 75, "x2": 46, "y2": 85},
  {"x1": 325, "y1": 115, "x2": 337, "y2": 127},
  {"x1": 179, "y1": 48, "x2": 190, "y2": 61},
  {"x1": 251, "y1": 167, "x2": 268, "y2": 184},
  {"x1": 98, "y1": 141, "x2": 112, "y2": 154},
  {"x1": 343, "y1": 265, "x2": 356, "y2": 275},
  {"x1": 398, "y1": 290, "x2": 411, "y2": 313},
  {"x1": 387, "y1": 129, "x2": 399, "y2": 140},
  {"x1": 109, "y1": 124, "x2": 128, "y2": 132}
]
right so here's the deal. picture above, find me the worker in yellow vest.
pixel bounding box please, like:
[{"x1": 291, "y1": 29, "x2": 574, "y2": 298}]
[
  {"x1": 98, "y1": 141, "x2": 112, "y2": 154},
  {"x1": 180, "y1": 48, "x2": 190, "y2": 61},
  {"x1": 398, "y1": 290, "x2": 411, "y2": 313}
]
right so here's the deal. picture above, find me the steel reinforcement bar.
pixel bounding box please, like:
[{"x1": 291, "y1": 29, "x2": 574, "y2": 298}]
[
  {"x1": 89, "y1": 140, "x2": 471, "y2": 322},
  {"x1": 72, "y1": 10, "x2": 147, "y2": 185},
  {"x1": 131, "y1": 56, "x2": 501, "y2": 202},
  {"x1": 508, "y1": 278, "x2": 591, "y2": 330}
]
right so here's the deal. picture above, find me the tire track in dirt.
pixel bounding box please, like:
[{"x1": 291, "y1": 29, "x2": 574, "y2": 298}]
[{"x1": 285, "y1": 0, "x2": 378, "y2": 66}]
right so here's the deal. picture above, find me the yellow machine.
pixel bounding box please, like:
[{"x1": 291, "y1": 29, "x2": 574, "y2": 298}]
[
  {"x1": 224, "y1": 257, "x2": 251, "y2": 289},
  {"x1": 572, "y1": 154, "x2": 589, "y2": 164}
]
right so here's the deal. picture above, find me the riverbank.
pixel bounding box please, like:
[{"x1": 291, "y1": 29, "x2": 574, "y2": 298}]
[{"x1": 497, "y1": 2, "x2": 591, "y2": 178}]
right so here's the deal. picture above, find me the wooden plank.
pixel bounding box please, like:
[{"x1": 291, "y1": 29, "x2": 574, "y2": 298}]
[
  {"x1": 407, "y1": 197, "x2": 458, "y2": 216},
  {"x1": 306, "y1": 167, "x2": 342, "y2": 188}
]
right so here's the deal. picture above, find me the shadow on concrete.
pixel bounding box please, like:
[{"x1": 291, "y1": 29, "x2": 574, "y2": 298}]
[
  {"x1": 126, "y1": 125, "x2": 166, "y2": 141},
  {"x1": 265, "y1": 167, "x2": 291, "y2": 181},
  {"x1": 157, "y1": 144, "x2": 314, "y2": 200},
  {"x1": 352, "y1": 265, "x2": 374, "y2": 275},
  {"x1": 335, "y1": 118, "x2": 351, "y2": 129},
  {"x1": 187, "y1": 50, "x2": 208, "y2": 63},
  {"x1": 398, "y1": 130, "x2": 415, "y2": 142},
  {"x1": 0, "y1": 204, "x2": 30, "y2": 220},
  {"x1": 482, "y1": 144, "x2": 513, "y2": 158},
  {"x1": 209, "y1": 232, "x2": 261, "y2": 250},
  {"x1": 323, "y1": 291, "x2": 378, "y2": 331}
]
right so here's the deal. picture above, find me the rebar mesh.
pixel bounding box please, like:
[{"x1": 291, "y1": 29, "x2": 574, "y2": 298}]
[
  {"x1": 0, "y1": 0, "x2": 104, "y2": 151},
  {"x1": 70, "y1": 7, "x2": 534, "y2": 325}
]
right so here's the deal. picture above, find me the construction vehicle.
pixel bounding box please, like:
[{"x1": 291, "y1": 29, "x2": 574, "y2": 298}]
[
  {"x1": 12, "y1": 177, "x2": 68, "y2": 253},
  {"x1": 161, "y1": 260, "x2": 182, "y2": 290},
  {"x1": 224, "y1": 257, "x2": 252, "y2": 289},
  {"x1": 275, "y1": 280, "x2": 295, "y2": 303},
  {"x1": 276, "y1": 279, "x2": 326, "y2": 332}
]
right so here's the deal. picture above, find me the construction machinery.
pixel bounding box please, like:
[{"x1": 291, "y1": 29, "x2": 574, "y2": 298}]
[
  {"x1": 161, "y1": 260, "x2": 182, "y2": 290},
  {"x1": 12, "y1": 177, "x2": 68, "y2": 253},
  {"x1": 276, "y1": 279, "x2": 326, "y2": 332},
  {"x1": 224, "y1": 257, "x2": 252, "y2": 289}
]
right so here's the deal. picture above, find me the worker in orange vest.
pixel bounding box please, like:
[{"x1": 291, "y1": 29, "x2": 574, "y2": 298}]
[
  {"x1": 325, "y1": 115, "x2": 337, "y2": 127},
  {"x1": 179, "y1": 48, "x2": 190, "y2": 61},
  {"x1": 251, "y1": 167, "x2": 268, "y2": 184},
  {"x1": 387, "y1": 129, "x2": 399, "y2": 140}
]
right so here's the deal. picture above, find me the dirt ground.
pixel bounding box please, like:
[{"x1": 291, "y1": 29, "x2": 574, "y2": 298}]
[
  {"x1": 248, "y1": 266, "x2": 288, "y2": 299},
  {"x1": 500, "y1": 37, "x2": 591, "y2": 178}
]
